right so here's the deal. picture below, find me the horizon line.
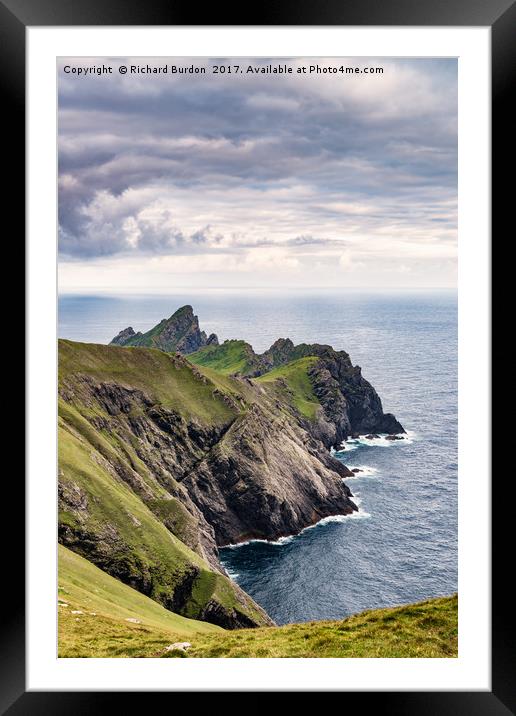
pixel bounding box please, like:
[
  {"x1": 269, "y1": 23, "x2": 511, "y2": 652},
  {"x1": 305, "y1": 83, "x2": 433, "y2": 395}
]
[{"x1": 58, "y1": 286, "x2": 457, "y2": 294}]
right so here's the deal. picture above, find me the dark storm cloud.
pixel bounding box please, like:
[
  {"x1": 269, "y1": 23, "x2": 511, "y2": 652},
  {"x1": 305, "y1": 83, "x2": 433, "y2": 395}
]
[{"x1": 58, "y1": 57, "x2": 457, "y2": 259}]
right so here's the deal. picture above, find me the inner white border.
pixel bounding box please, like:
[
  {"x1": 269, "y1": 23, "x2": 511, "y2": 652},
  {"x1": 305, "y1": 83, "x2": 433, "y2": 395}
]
[{"x1": 27, "y1": 26, "x2": 490, "y2": 691}]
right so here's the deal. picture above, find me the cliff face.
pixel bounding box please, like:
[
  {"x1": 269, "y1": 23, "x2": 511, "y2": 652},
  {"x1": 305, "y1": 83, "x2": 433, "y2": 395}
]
[
  {"x1": 58, "y1": 342, "x2": 271, "y2": 629},
  {"x1": 191, "y1": 337, "x2": 404, "y2": 448},
  {"x1": 183, "y1": 401, "x2": 356, "y2": 546},
  {"x1": 58, "y1": 339, "x2": 366, "y2": 628},
  {"x1": 110, "y1": 305, "x2": 219, "y2": 354},
  {"x1": 60, "y1": 308, "x2": 405, "y2": 629},
  {"x1": 306, "y1": 347, "x2": 404, "y2": 447}
]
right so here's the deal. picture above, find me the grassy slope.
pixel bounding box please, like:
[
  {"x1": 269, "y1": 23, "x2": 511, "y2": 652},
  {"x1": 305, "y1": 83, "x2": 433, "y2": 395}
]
[
  {"x1": 58, "y1": 545, "x2": 222, "y2": 658},
  {"x1": 256, "y1": 356, "x2": 320, "y2": 420},
  {"x1": 189, "y1": 340, "x2": 260, "y2": 376},
  {"x1": 58, "y1": 339, "x2": 267, "y2": 626},
  {"x1": 59, "y1": 339, "x2": 235, "y2": 425},
  {"x1": 58, "y1": 549, "x2": 457, "y2": 659},
  {"x1": 59, "y1": 423, "x2": 257, "y2": 621},
  {"x1": 189, "y1": 342, "x2": 322, "y2": 421},
  {"x1": 186, "y1": 595, "x2": 458, "y2": 658}
]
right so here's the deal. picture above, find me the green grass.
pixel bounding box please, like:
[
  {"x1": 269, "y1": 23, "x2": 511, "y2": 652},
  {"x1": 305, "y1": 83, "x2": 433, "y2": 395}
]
[
  {"x1": 58, "y1": 545, "x2": 222, "y2": 658},
  {"x1": 58, "y1": 420, "x2": 265, "y2": 625},
  {"x1": 256, "y1": 356, "x2": 320, "y2": 420},
  {"x1": 120, "y1": 305, "x2": 196, "y2": 351},
  {"x1": 58, "y1": 339, "x2": 269, "y2": 627},
  {"x1": 59, "y1": 552, "x2": 457, "y2": 659},
  {"x1": 185, "y1": 595, "x2": 458, "y2": 658},
  {"x1": 59, "y1": 339, "x2": 236, "y2": 425},
  {"x1": 58, "y1": 399, "x2": 174, "y2": 501},
  {"x1": 189, "y1": 345, "x2": 322, "y2": 420},
  {"x1": 189, "y1": 340, "x2": 261, "y2": 376}
]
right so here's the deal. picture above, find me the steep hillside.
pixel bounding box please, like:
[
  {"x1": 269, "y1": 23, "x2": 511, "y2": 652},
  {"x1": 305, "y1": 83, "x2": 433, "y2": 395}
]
[
  {"x1": 255, "y1": 356, "x2": 321, "y2": 419},
  {"x1": 190, "y1": 333, "x2": 404, "y2": 447},
  {"x1": 58, "y1": 545, "x2": 222, "y2": 658},
  {"x1": 59, "y1": 341, "x2": 271, "y2": 628},
  {"x1": 58, "y1": 338, "x2": 363, "y2": 627},
  {"x1": 189, "y1": 339, "x2": 263, "y2": 376}
]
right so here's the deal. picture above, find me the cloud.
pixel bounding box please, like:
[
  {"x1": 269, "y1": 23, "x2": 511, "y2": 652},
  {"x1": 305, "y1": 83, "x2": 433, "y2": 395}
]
[
  {"x1": 246, "y1": 93, "x2": 301, "y2": 111},
  {"x1": 58, "y1": 57, "x2": 457, "y2": 288}
]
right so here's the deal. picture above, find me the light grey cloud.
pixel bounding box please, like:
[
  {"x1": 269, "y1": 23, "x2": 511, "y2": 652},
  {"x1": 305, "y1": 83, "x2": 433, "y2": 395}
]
[{"x1": 58, "y1": 57, "x2": 457, "y2": 288}]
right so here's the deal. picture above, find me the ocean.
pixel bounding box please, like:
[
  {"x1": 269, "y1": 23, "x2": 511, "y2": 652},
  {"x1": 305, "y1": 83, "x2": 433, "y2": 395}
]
[{"x1": 58, "y1": 289, "x2": 457, "y2": 625}]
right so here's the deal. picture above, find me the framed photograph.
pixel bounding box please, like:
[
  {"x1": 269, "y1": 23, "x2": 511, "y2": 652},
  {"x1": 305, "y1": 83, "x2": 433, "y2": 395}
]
[{"x1": 7, "y1": 0, "x2": 511, "y2": 708}]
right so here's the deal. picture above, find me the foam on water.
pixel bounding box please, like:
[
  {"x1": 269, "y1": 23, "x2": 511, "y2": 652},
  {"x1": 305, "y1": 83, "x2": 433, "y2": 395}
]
[
  {"x1": 346, "y1": 465, "x2": 378, "y2": 478},
  {"x1": 336, "y1": 432, "x2": 416, "y2": 453},
  {"x1": 224, "y1": 568, "x2": 241, "y2": 580},
  {"x1": 224, "y1": 534, "x2": 295, "y2": 549},
  {"x1": 346, "y1": 490, "x2": 372, "y2": 519}
]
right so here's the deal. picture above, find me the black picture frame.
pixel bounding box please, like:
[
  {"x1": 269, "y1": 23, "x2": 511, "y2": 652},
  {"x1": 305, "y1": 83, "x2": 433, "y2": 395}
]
[{"x1": 6, "y1": 0, "x2": 511, "y2": 710}]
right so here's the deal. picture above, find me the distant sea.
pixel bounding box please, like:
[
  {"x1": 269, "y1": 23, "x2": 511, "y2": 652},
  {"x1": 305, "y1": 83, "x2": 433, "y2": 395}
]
[{"x1": 59, "y1": 289, "x2": 457, "y2": 625}]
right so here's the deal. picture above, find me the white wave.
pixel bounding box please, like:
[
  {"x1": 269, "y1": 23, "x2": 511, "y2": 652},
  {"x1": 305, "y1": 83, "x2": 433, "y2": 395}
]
[
  {"x1": 224, "y1": 534, "x2": 295, "y2": 549},
  {"x1": 224, "y1": 568, "x2": 240, "y2": 580},
  {"x1": 307, "y1": 508, "x2": 371, "y2": 525},
  {"x1": 347, "y1": 492, "x2": 371, "y2": 519},
  {"x1": 343, "y1": 431, "x2": 417, "y2": 449},
  {"x1": 223, "y1": 497, "x2": 370, "y2": 550},
  {"x1": 346, "y1": 465, "x2": 378, "y2": 478},
  {"x1": 348, "y1": 508, "x2": 371, "y2": 520},
  {"x1": 335, "y1": 442, "x2": 359, "y2": 453}
]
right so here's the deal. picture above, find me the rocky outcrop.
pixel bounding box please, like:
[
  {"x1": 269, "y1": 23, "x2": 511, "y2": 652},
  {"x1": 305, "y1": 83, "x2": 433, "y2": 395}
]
[
  {"x1": 306, "y1": 348, "x2": 405, "y2": 447},
  {"x1": 183, "y1": 403, "x2": 356, "y2": 546},
  {"x1": 191, "y1": 335, "x2": 404, "y2": 447},
  {"x1": 263, "y1": 342, "x2": 403, "y2": 445},
  {"x1": 261, "y1": 337, "x2": 298, "y2": 368},
  {"x1": 110, "y1": 326, "x2": 139, "y2": 345},
  {"x1": 109, "y1": 305, "x2": 218, "y2": 354}
]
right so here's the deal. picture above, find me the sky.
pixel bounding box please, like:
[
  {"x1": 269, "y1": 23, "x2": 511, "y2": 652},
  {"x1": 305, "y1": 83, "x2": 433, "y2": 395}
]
[{"x1": 58, "y1": 57, "x2": 457, "y2": 292}]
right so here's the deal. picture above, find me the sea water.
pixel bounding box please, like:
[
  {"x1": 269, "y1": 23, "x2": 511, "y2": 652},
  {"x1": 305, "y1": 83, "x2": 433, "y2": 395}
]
[{"x1": 58, "y1": 289, "x2": 457, "y2": 625}]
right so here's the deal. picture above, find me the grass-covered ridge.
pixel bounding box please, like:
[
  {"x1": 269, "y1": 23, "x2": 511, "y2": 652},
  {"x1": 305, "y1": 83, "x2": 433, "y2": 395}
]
[
  {"x1": 58, "y1": 545, "x2": 222, "y2": 658},
  {"x1": 189, "y1": 340, "x2": 262, "y2": 376},
  {"x1": 256, "y1": 356, "x2": 320, "y2": 420},
  {"x1": 184, "y1": 594, "x2": 458, "y2": 658},
  {"x1": 59, "y1": 339, "x2": 236, "y2": 425},
  {"x1": 189, "y1": 341, "x2": 324, "y2": 420}
]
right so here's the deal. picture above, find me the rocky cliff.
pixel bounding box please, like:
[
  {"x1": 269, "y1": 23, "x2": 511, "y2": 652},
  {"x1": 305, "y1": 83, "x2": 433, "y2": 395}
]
[
  {"x1": 190, "y1": 336, "x2": 404, "y2": 448},
  {"x1": 182, "y1": 400, "x2": 356, "y2": 546},
  {"x1": 110, "y1": 305, "x2": 219, "y2": 354},
  {"x1": 60, "y1": 308, "x2": 405, "y2": 630},
  {"x1": 58, "y1": 342, "x2": 271, "y2": 629},
  {"x1": 58, "y1": 339, "x2": 366, "y2": 628}
]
